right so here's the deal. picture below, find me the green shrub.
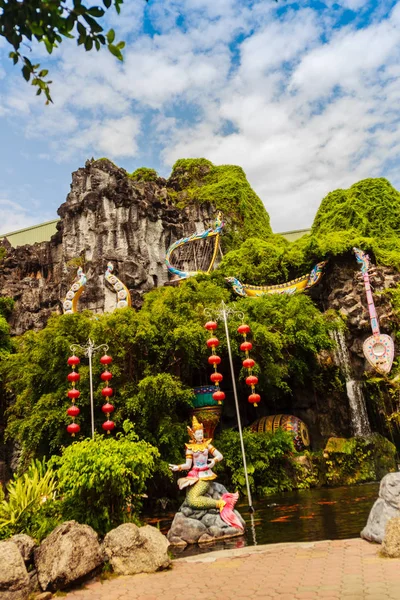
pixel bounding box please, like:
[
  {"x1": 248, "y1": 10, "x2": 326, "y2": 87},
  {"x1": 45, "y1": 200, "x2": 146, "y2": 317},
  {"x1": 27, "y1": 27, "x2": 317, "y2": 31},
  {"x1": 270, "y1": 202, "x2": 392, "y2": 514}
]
[
  {"x1": 215, "y1": 428, "x2": 296, "y2": 495},
  {"x1": 50, "y1": 422, "x2": 159, "y2": 534},
  {"x1": 0, "y1": 459, "x2": 60, "y2": 541}
]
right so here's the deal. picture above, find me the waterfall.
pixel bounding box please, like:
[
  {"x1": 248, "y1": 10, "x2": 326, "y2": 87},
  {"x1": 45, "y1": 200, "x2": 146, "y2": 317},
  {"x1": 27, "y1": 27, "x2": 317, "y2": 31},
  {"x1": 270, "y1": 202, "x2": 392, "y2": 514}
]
[{"x1": 331, "y1": 328, "x2": 371, "y2": 437}]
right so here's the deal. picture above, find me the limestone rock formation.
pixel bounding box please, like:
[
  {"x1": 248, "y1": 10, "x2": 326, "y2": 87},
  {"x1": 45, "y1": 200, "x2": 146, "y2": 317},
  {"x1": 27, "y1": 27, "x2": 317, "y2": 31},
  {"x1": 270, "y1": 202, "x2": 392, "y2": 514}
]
[
  {"x1": 361, "y1": 472, "x2": 400, "y2": 543},
  {"x1": 103, "y1": 523, "x2": 170, "y2": 575},
  {"x1": 34, "y1": 520, "x2": 103, "y2": 591},
  {"x1": 0, "y1": 540, "x2": 30, "y2": 600},
  {"x1": 167, "y1": 482, "x2": 245, "y2": 547}
]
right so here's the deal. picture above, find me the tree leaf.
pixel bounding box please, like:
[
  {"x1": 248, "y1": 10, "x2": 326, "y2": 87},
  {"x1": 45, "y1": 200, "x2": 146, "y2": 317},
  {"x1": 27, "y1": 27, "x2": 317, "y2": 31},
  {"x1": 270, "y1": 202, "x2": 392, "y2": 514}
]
[{"x1": 106, "y1": 28, "x2": 115, "y2": 44}]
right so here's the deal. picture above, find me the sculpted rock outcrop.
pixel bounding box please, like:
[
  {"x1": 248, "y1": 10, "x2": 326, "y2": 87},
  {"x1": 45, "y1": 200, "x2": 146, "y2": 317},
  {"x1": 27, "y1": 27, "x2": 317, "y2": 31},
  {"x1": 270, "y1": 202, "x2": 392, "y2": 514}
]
[
  {"x1": 361, "y1": 473, "x2": 400, "y2": 543},
  {"x1": 0, "y1": 540, "x2": 30, "y2": 600},
  {"x1": 103, "y1": 523, "x2": 170, "y2": 575},
  {"x1": 34, "y1": 520, "x2": 103, "y2": 591},
  {"x1": 0, "y1": 159, "x2": 217, "y2": 335}
]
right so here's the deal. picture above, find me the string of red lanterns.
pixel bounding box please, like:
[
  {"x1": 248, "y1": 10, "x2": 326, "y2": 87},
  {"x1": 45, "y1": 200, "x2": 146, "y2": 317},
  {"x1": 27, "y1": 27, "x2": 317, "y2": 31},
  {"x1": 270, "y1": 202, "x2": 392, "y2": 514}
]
[
  {"x1": 204, "y1": 320, "x2": 225, "y2": 405},
  {"x1": 66, "y1": 355, "x2": 81, "y2": 436},
  {"x1": 238, "y1": 323, "x2": 261, "y2": 407},
  {"x1": 100, "y1": 354, "x2": 115, "y2": 433}
]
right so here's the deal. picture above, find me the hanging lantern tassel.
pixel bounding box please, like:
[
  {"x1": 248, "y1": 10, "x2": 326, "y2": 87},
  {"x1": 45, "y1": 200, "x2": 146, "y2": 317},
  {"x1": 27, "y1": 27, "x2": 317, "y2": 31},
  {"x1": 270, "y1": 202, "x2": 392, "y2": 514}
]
[
  {"x1": 67, "y1": 355, "x2": 81, "y2": 436},
  {"x1": 205, "y1": 321, "x2": 225, "y2": 405},
  {"x1": 100, "y1": 354, "x2": 115, "y2": 433},
  {"x1": 238, "y1": 324, "x2": 261, "y2": 407}
]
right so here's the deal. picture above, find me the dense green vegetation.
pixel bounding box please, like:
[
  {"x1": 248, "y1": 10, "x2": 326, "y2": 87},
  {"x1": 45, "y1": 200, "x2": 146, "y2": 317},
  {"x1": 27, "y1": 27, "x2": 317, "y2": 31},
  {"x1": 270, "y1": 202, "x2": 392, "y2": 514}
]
[
  {"x1": 323, "y1": 434, "x2": 396, "y2": 486},
  {"x1": 220, "y1": 178, "x2": 400, "y2": 284},
  {"x1": 167, "y1": 159, "x2": 273, "y2": 251},
  {"x1": 3, "y1": 279, "x2": 335, "y2": 466}
]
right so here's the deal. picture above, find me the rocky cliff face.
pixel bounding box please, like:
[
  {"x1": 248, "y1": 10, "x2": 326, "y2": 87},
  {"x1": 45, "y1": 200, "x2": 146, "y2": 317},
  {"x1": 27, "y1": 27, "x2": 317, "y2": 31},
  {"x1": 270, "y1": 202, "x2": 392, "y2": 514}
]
[{"x1": 0, "y1": 159, "x2": 218, "y2": 335}]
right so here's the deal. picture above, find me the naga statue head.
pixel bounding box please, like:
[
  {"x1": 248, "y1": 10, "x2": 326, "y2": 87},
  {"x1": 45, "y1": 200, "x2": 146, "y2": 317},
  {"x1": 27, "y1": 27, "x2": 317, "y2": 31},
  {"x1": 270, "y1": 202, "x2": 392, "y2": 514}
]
[
  {"x1": 306, "y1": 261, "x2": 328, "y2": 288},
  {"x1": 225, "y1": 277, "x2": 246, "y2": 297}
]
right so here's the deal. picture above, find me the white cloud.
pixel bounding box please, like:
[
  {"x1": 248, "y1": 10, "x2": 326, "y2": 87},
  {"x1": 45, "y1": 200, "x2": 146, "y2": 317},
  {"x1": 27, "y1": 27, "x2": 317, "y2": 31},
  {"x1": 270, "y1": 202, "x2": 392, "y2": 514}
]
[{"x1": 0, "y1": 0, "x2": 400, "y2": 232}]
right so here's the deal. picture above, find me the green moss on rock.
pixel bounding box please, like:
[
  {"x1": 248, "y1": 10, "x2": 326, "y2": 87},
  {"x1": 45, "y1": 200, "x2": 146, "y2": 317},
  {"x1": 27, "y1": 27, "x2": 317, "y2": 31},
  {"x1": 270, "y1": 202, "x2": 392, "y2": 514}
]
[
  {"x1": 324, "y1": 434, "x2": 396, "y2": 486},
  {"x1": 130, "y1": 167, "x2": 159, "y2": 182},
  {"x1": 168, "y1": 158, "x2": 272, "y2": 251},
  {"x1": 312, "y1": 178, "x2": 400, "y2": 238}
]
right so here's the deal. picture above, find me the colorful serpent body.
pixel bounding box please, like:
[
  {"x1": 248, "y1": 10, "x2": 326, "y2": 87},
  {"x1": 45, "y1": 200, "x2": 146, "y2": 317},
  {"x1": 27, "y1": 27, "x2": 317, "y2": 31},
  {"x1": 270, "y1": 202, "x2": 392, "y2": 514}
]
[
  {"x1": 104, "y1": 262, "x2": 131, "y2": 309},
  {"x1": 226, "y1": 261, "x2": 327, "y2": 298},
  {"x1": 165, "y1": 213, "x2": 224, "y2": 280},
  {"x1": 63, "y1": 267, "x2": 87, "y2": 314}
]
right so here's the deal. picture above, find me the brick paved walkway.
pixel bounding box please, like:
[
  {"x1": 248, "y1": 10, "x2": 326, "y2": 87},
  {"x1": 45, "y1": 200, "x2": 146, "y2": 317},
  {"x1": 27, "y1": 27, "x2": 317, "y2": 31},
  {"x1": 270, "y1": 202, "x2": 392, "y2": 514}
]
[{"x1": 65, "y1": 538, "x2": 400, "y2": 600}]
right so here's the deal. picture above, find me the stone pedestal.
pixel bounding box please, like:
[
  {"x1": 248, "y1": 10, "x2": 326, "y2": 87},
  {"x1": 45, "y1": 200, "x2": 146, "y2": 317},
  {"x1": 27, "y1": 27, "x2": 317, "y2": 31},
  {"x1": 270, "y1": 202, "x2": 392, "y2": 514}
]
[{"x1": 167, "y1": 482, "x2": 245, "y2": 547}]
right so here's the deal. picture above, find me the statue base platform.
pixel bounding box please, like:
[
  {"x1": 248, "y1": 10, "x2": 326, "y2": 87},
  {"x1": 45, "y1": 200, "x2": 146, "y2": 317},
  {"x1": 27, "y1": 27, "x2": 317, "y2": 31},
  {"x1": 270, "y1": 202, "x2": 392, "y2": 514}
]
[{"x1": 167, "y1": 482, "x2": 246, "y2": 547}]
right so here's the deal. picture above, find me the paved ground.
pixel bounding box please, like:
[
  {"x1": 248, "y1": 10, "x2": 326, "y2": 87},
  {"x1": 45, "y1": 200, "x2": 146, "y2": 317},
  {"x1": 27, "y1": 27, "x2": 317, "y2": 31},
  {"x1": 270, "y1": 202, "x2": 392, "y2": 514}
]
[{"x1": 65, "y1": 538, "x2": 400, "y2": 600}]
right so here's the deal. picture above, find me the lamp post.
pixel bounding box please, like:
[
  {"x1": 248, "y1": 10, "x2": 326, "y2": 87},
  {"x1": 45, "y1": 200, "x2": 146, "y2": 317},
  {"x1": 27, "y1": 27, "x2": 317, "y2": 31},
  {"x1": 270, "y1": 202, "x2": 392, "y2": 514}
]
[
  {"x1": 204, "y1": 301, "x2": 254, "y2": 512},
  {"x1": 70, "y1": 338, "x2": 109, "y2": 439}
]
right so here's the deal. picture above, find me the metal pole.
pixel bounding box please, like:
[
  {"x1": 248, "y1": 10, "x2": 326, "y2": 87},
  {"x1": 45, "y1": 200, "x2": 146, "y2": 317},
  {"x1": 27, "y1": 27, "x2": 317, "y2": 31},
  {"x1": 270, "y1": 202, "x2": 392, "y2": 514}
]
[
  {"x1": 221, "y1": 301, "x2": 254, "y2": 512},
  {"x1": 88, "y1": 341, "x2": 95, "y2": 439}
]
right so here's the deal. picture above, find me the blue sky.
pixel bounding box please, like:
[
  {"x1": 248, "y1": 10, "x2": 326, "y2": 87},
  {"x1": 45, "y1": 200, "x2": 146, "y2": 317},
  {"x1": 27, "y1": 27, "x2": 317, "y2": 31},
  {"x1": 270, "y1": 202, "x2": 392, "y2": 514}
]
[{"x1": 0, "y1": 0, "x2": 399, "y2": 234}]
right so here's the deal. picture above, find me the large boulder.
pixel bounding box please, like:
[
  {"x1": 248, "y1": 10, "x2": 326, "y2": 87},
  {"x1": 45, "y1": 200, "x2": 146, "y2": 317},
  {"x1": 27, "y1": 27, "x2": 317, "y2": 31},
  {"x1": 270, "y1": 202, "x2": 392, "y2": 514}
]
[
  {"x1": 10, "y1": 534, "x2": 36, "y2": 564},
  {"x1": 0, "y1": 541, "x2": 30, "y2": 600},
  {"x1": 103, "y1": 523, "x2": 170, "y2": 575},
  {"x1": 167, "y1": 482, "x2": 245, "y2": 547},
  {"x1": 382, "y1": 516, "x2": 400, "y2": 557},
  {"x1": 361, "y1": 472, "x2": 400, "y2": 543},
  {"x1": 34, "y1": 521, "x2": 104, "y2": 591}
]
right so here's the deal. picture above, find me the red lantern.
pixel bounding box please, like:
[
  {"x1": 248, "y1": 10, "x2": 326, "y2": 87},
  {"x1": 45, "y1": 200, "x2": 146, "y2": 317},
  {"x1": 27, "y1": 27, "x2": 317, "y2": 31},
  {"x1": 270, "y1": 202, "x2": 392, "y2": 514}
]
[
  {"x1": 67, "y1": 405, "x2": 80, "y2": 417},
  {"x1": 100, "y1": 354, "x2": 113, "y2": 365},
  {"x1": 67, "y1": 371, "x2": 80, "y2": 383},
  {"x1": 102, "y1": 420, "x2": 115, "y2": 433},
  {"x1": 210, "y1": 372, "x2": 223, "y2": 383},
  {"x1": 243, "y1": 358, "x2": 255, "y2": 369},
  {"x1": 67, "y1": 355, "x2": 80, "y2": 367},
  {"x1": 208, "y1": 354, "x2": 221, "y2": 365},
  {"x1": 237, "y1": 324, "x2": 251, "y2": 335},
  {"x1": 240, "y1": 341, "x2": 253, "y2": 352},
  {"x1": 100, "y1": 370, "x2": 112, "y2": 381},
  {"x1": 206, "y1": 337, "x2": 220, "y2": 349},
  {"x1": 239, "y1": 326, "x2": 260, "y2": 408},
  {"x1": 67, "y1": 355, "x2": 81, "y2": 434},
  {"x1": 101, "y1": 386, "x2": 113, "y2": 397},
  {"x1": 248, "y1": 393, "x2": 260, "y2": 406},
  {"x1": 102, "y1": 403, "x2": 114, "y2": 414},
  {"x1": 213, "y1": 390, "x2": 225, "y2": 403},
  {"x1": 67, "y1": 422, "x2": 80, "y2": 435},
  {"x1": 205, "y1": 319, "x2": 225, "y2": 406}
]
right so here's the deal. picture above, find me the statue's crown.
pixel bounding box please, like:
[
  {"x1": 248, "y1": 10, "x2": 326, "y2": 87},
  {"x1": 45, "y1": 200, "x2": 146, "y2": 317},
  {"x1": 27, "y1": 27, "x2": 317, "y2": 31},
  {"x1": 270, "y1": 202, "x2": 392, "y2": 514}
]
[{"x1": 192, "y1": 416, "x2": 203, "y2": 431}]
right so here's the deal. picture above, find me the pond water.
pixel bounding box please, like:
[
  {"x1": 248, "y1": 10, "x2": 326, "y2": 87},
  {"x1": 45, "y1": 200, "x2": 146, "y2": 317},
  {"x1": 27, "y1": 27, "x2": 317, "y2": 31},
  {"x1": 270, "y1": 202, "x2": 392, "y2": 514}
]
[{"x1": 148, "y1": 482, "x2": 379, "y2": 559}]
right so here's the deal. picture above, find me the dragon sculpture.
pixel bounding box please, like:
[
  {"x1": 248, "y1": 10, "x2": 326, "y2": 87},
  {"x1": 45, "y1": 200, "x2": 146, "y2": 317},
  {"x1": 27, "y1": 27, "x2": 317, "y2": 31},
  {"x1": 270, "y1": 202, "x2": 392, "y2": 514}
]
[{"x1": 226, "y1": 261, "x2": 327, "y2": 298}]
